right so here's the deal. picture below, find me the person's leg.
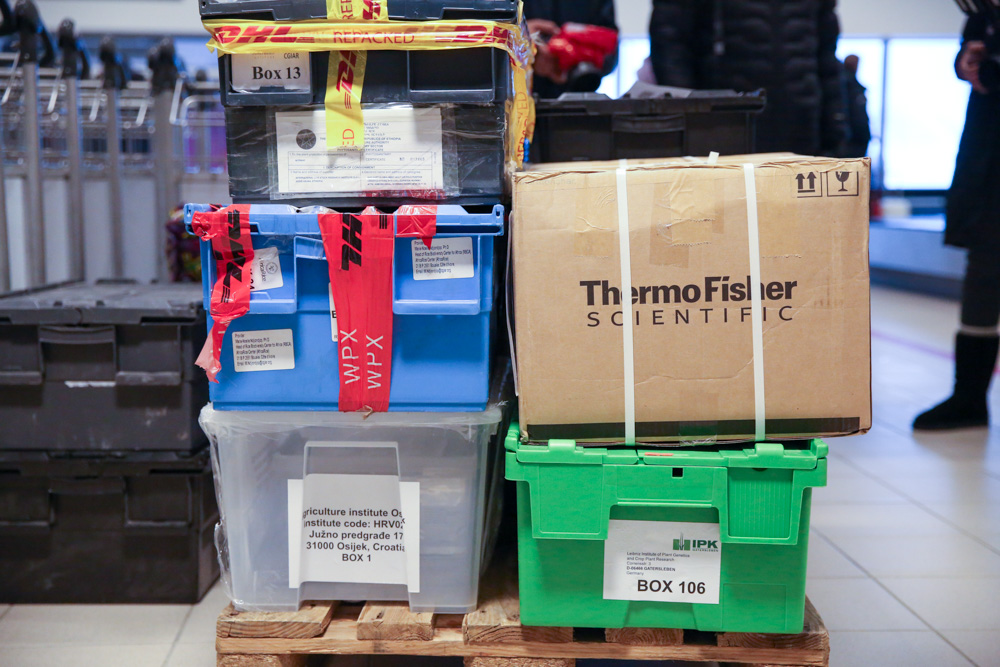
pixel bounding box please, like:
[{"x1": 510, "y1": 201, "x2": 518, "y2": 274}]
[{"x1": 913, "y1": 245, "x2": 1000, "y2": 430}]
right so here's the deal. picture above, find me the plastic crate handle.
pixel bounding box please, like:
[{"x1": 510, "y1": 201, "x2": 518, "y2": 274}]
[
  {"x1": 612, "y1": 113, "x2": 685, "y2": 134},
  {"x1": 36, "y1": 325, "x2": 183, "y2": 386},
  {"x1": 296, "y1": 234, "x2": 486, "y2": 316}
]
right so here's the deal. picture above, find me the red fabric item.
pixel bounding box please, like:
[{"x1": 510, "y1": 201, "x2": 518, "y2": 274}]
[
  {"x1": 319, "y1": 208, "x2": 395, "y2": 412},
  {"x1": 395, "y1": 205, "x2": 438, "y2": 248},
  {"x1": 190, "y1": 205, "x2": 255, "y2": 383},
  {"x1": 547, "y1": 23, "x2": 619, "y2": 73}
]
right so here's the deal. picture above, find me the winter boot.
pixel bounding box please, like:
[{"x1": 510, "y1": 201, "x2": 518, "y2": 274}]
[{"x1": 913, "y1": 333, "x2": 999, "y2": 430}]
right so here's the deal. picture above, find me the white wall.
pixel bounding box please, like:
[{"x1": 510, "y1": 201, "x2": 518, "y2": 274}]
[
  {"x1": 35, "y1": 0, "x2": 968, "y2": 38},
  {"x1": 37, "y1": 0, "x2": 205, "y2": 36},
  {"x1": 613, "y1": 0, "x2": 966, "y2": 37}
]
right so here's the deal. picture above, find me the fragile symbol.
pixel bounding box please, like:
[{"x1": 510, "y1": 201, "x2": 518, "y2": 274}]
[
  {"x1": 835, "y1": 171, "x2": 850, "y2": 192},
  {"x1": 823, "y1": 170, "x2": 860, "y2": 197}
]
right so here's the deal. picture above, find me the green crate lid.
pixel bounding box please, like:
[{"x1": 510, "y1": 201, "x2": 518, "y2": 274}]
[{"x1": 505, "y1": 422, "x2": 826, "y2": 470}]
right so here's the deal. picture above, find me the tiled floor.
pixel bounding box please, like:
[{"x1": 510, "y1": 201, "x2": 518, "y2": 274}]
[{"x1": 1, "y1": 285, "x2": 999, "y2": 667}]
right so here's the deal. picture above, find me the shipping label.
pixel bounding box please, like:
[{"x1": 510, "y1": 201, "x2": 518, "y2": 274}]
[
  {"x1": 232, "y1": 329, "x2": 295, "y2": 372},
  {"x1": 603, "y1": 520, "x2": 721, "y2": 604},
  {"x1": 411, "y1": 237, "x2": 474, "y2": 281},
  {"x1": 287, "y1": 473, "x2": 420, "y2": 592},
  {"x1": 274, "y1": 108, "x2": 444, "y2": 195},
  {"x1": 250, "y1": 247, "x2": 284, "y2": 291},
  {"x1": 230, "y1": 52, "x2": 311, "y2": 92}
]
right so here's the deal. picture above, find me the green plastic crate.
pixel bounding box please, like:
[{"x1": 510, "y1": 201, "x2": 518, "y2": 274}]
[{"x1": 505, "y1": 423, "x2": 827, "y2": 633}]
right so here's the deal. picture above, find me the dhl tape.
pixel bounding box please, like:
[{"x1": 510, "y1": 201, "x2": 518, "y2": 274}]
[{"x1": 203, "y1": 9, "x2": 535, "y2": 165}]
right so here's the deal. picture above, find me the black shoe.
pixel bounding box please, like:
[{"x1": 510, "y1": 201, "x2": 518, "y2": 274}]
[
  {"x1": 912, "y1": 333, "x2": 998, "y2": 431},
  {"x1": 913, "y1": 395, "x2": 988, "y2": 430}
]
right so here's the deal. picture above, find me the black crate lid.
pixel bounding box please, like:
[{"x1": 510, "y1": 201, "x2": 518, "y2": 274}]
[
  {"x1": 0, "y1": 447, "x2": 211, "y2": 476},
  {"x1": 200, "y1": 0, "x2": 517, "y2": 21},
  {"x1": 535, "y1": 89, "x2": 767, "y2": 115},
  {"x1": 0, "y1": 281, "x2": 204, "y2": 326}
]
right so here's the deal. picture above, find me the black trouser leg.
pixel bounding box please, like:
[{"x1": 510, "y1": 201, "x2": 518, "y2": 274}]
[{"x1": 913, "y1": 246, "x2": 1000, "y2": 430}]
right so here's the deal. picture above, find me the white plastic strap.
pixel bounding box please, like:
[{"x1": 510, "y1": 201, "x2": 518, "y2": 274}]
[
  {"x1": 743, "y1": 163, "x2": 766, "y2": 441},
  {"x1": 616, "y1": 160, "x2": 636, "y2": 444}
]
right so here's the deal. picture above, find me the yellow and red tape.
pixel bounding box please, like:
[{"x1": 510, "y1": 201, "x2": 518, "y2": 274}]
[{"x1": 203, "y1": 2, "x2": 535, "y2": 166}]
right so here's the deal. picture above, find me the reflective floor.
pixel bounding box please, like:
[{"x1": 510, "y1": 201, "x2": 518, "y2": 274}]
[{"x1": 0, "y1": 285, "x2": 998, "y2": 667}]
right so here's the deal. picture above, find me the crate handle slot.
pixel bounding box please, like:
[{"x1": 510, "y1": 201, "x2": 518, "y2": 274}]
[
  {"x1": 38, "y1": 324, "x2": 115, "y2": 345},
  {"x1": 49, "y1": 477, "x2": 123, "y2": 495},
  {"x1": 0, "y1": 370, "x2": 43, "y2": 385},
  {"x1": 115, "y1": 370, "x2": 182, "y2": 387},
  {"x1": 611, "y1": 114, "x2": 685, "y2": 134}
]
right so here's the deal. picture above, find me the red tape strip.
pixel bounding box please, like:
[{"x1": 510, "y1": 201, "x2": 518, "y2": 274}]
[
  {"x1": 191, "y1": 205, "x2": 255, "y2": 383},
  {"x1": 319, "y1": 208, "x2": 395, "y2": 412},
  {"x1": 395, "y1": 205, "x2": 438, "y2": 248}
]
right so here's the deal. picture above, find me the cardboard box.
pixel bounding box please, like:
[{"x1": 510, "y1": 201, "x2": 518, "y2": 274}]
[{"x1": 512, "y1": 154, "x2": 871, "y2": 444}]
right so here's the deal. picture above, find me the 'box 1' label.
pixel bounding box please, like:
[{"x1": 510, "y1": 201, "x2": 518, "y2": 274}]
[
  {"x1": 411, "y1": 237, "x2": 474, "y2": 281},
  {"x1": 232, "y1": 329, "x2": 295, "y2": 372},
  {"x1": 603, "y1": 519, "x2": 721, "y2": 604}
]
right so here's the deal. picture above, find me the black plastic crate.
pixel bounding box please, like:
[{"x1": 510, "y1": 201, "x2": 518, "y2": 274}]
[
  {"x1": 530, "y1": 91, "x2": 767, "y2": 163},
  {"x1": 200, "y1": 0, "x2": 517, "y2": 22},
  {"x1": 0, "y1": 448, "x2": 218, "y2": 603},
  {"x1": 219, "y1": 47, "x2": 510, "y2": 107},
  {"x1": 0, "y1": 282, "x2": 208, "y2": 453},
  {"x1": 224, "y1": 103, "x2": 507, "y2": 207}
]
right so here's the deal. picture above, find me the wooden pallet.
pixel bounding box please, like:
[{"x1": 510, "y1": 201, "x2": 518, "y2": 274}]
[{"x1": 217, "y1": 561, "x2": 829, "y2": 667}]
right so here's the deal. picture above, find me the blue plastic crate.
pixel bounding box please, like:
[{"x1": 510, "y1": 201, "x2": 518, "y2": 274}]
[{"x1": 184, "y1": 203, "x2": 503, "y2": 411}]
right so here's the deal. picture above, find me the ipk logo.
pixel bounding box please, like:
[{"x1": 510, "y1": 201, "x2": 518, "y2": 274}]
[{"x1": 672, "y1": 533, "x2": 719, "y2": 552}]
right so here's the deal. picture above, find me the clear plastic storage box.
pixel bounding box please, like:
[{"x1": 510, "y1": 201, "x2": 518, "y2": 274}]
[{"x1": 199, "y1": 369, "x2": 510, "y2": 612}]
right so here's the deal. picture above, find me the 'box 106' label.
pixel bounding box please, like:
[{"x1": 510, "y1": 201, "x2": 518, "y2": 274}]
[{"x1": 603, "y1": 519, "x2": 721, "y2": 604}]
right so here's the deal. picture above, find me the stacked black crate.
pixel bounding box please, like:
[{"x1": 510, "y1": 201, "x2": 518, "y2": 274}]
[
  {"x1": 0, "y1": 282, "x2": 219, "y2": 603},
  {"x1": 210, "y1": 0, "x2": 519, "y2": 210}
]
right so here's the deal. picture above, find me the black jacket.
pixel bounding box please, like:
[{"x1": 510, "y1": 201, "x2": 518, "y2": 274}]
[
  {"x1": 526, "y1": 0, "x2": 618, "y2": 99},
  {"x1": 844, "y1": 69, "x2": 871, "y2": 158},
  {"x1": 648, "y1": 0, "x2": 847, "y2": 156},
  {"x1": 946, "y1": 16, "x2": 1000, "y2": 249}
]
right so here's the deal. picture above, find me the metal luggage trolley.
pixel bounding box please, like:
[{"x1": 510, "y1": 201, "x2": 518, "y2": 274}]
[
  {"x1": 0, "y1": 0, "x2": 229, "y2": 292},
  {"x1": 0, "y1": 10, "x2": 99, "y2": 287},
  {"x1": 173, "y1": 77, "x2": 228, "y2": 191}
]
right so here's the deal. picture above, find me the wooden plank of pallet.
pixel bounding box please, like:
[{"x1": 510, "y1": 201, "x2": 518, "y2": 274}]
[
  {"x1": 217, "y1": 654, "x2": 307, "y2": 667},
  {"x1": 217, "y1": 602, "x2": 337, "y2": 639},
  {"x1": 605, "y1": 627, "x2": 684, "y2": 645},
  {"x1": 356, "y1": 602, "x2": 436, "y2": 641},
  {"x1": 465, "y1": 659, "x2": 575, "y2": 667},
  {"x1": 717, "y1": 598, "x2": 828, "y2": 653},
  {"x1": 463, "y1": 559, "x2": 571, "y2": 645},
  {"x1": 216, "y1": 623, "x2": 827, "y2": 665}
]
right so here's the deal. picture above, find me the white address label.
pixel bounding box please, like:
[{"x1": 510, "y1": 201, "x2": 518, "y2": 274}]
[
  {"x1": 411, "y1": 237, "x2": 474, "y2": 281},
  {"x1": 288, "y1": 474, "x2": 420, "y2": 592},
  {"x1": 250, "y1": 247, "x2": 284, "y2": 291},
  {"x1": 232, "y1": 329, "x2": 295, "y2": 372},
  {"x1": 230, "y1": 53, "x2": 310, "y2": 93},
  {"x1": 603, "y1": 520, "x2": 721, "y2": 604}
]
